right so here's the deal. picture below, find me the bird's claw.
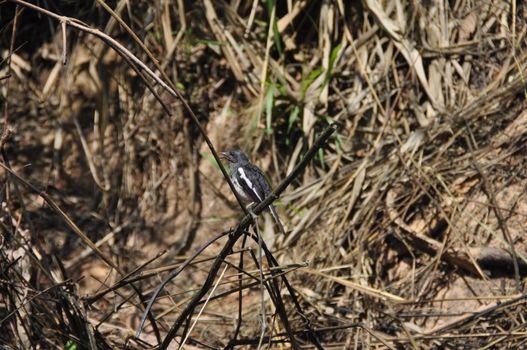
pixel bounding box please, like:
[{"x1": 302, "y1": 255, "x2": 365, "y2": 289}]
[{"x1": 248, "y1": 208, "x2": 258, "y2": 221}]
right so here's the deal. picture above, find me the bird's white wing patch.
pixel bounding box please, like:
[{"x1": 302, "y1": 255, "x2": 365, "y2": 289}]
[{"x1": 237, "y1": 167, "x2": 262, "y2": 201}]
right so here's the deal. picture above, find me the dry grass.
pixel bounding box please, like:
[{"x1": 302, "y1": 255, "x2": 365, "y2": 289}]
[{"x1": 1, "y1": 0, "x2": 527, "y2": 348}]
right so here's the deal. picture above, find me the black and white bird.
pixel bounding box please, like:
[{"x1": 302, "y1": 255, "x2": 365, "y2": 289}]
[{"x1": 220, "y1": 150, "x2": 285, "y2": 234}]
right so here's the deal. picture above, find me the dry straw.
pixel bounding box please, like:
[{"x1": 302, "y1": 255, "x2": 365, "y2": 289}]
[{"x1": 1, "y1": 0, "x2": 526, "y2": 349}]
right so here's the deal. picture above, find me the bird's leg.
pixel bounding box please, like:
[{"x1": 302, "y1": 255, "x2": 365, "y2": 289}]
[{"x1": 246, "y1": 202, "x2": 259, "y2": 221}]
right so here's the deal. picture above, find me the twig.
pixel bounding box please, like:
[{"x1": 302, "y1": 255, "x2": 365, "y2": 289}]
[
  {"x1": 197, "y1": 263, "x2": 306, "y2": 307},
  {"x1": 464, "y1": 126, "x2": 521, "y2": 292},
  {"x1": 87, "y1": 247, "x2": 252, "y2": 305},
  {"x1": 232, "y1": 234, "x2": 249, "y2": 342},
  {"x1": 157, "y1": 123, "x2": 338, "y2": 349},
  {"x1": 253, "y1": 236, "x2": 325, "y2": 350},
  {"x1": 424, "y1": 294, "x2": 527, "y2": 335},
  {"x1": 179, "y1": 264, "x2": 229, "y2": 349},
  {"x1": 254, "y1": 218, "x2": 267, "y2": 350},
  {"x1": 1, "y1": 4, "x2": 21, "y2": 150},
  {"x1": 135, "y1": 230, "x2": 231, "y2": 337}
]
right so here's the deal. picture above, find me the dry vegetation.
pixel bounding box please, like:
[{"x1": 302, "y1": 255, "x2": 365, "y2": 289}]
[{"x1": 1, "y1": 0, "x2": 527, "y2": 349}]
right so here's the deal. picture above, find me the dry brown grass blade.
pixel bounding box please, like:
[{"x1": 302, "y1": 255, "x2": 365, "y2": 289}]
[
  {"x1": 203, "y1": 0, "x2": 247, "y2": 86},
  {"x1": 364, "y1": 0, "x2": 437, "y2": 111},
  {"x1": 300, "y1": 268, "x2": 406, "y2": 303},
  {"x1": 423, "y1": 294, "x2": 527, "y2": 335}
]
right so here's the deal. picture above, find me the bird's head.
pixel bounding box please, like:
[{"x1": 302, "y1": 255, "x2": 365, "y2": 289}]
[{"x1": 220, "y1": 149, "x2": 250, "y2": 166}]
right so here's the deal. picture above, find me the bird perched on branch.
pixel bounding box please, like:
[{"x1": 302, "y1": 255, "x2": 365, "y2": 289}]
[{"x1": 220, "y1": 150, "x2": 286, "y2": 234}]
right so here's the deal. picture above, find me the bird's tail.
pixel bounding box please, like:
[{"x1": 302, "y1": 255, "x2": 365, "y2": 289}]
[{"x1": 269, "y1": 204, "x2": 286, "y2": 234}]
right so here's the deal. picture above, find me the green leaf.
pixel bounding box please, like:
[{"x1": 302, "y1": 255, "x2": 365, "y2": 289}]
[
  {"x1": 64, "y1": 340, "x2": 77, "y2": 350},
  {"x1": 272, "y1": 20, "x2": 283, "y2": 56},
  {"x1": 265, "y1": 83, "x2": 276, "y2": 134},
  {"x1": 323, "y1": 43, "x2": 342, "y2": 87},
  {"x1": 265, "y1": 0, "x2": 283, "y2": 56},
  {"x1": 175, "y1": 81, "x2": 185, "y2": 91},
  {"x1": 335, "y1": 134, "x2": 343, "y2": 154},
  {"x1": 249, "y1": 109, "x2": 260, "y2": 135},
  {"x1": 318, "y1": 148, "x2": 325, "y2": 169},
  {"x1": 277, "y1": 82, "x2": 287, "y2": 96},
  {"x1": 196, "y1": 38, "x2": 221, "y2": 46},
  {"x1": 288, "y1": 105, "x2": 300, "y2": 133},
  {"x1": 329, "y1": 44, "x2": 342, "y2": 72},
  {"x1": 301, "y1": 68, "x2": 323, "y2": 99}
]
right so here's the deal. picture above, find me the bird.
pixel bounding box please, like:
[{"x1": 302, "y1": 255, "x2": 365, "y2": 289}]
[{"x1": 220, "y1": 149, "x2": 286, "y2": 234}]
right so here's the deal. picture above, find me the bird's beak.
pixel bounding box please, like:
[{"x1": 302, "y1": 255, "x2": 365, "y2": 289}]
[{"x1": 219, "y1": 152, "x2": 230, "y2": 161}]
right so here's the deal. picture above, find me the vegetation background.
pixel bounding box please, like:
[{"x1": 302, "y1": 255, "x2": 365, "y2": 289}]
[{"x1": 1, "y1": 0, "x2": 526, "y2": 348}]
